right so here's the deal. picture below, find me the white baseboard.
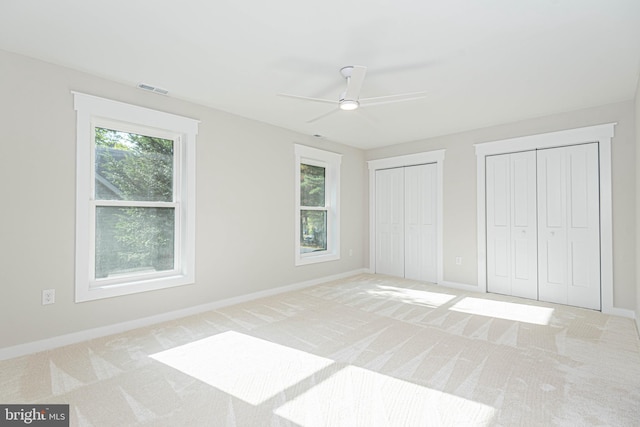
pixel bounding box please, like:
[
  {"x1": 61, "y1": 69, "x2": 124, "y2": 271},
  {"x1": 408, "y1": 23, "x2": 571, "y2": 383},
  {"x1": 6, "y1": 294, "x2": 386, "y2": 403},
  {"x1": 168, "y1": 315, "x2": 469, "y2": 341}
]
[
  {"x1": 438, "y1": 280, "x2": 482, "y2": 293},
  {"x1": 0, "y1": 269, "x2": 367, "y2": 361},
  {"x1": 603, "y1": 306, "x2": 636, "y2": 319}
]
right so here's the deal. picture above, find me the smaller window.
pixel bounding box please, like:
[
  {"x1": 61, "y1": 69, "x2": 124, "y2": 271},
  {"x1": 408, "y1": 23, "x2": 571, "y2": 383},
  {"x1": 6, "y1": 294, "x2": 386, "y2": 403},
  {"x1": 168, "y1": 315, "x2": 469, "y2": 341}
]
[{"x1": 294, "y1": 144, "x2": 341, "y2": 265}]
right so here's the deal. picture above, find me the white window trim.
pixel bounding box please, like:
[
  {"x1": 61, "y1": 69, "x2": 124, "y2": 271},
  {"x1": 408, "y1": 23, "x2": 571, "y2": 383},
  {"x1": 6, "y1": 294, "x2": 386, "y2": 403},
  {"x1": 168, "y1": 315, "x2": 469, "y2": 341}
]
[
  {"x1": 294, "y1": 144, "x2": 342, "y2": 266},
  {"x1": 73, "y1": 92, "x2": 199, "y2": 302},
  {"x1": 474, "y1": 123, "x2": 617, "y2": 315}
]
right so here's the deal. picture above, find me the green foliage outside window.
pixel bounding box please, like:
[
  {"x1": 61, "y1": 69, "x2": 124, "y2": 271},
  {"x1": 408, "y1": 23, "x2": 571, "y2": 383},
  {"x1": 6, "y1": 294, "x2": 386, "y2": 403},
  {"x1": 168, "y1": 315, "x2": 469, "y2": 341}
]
[
  {"x1": 300, "y1": 164, "x2": 327, "y2": 253},
  {"x1": 94, "y1": 127, "x2": 175, "y2": 278}
]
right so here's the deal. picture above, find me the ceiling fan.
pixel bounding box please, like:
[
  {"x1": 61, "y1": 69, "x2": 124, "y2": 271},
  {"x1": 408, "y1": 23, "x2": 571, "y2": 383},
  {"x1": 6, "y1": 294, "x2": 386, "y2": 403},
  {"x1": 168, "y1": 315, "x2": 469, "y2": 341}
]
[{"x1": 278, "y1": 65, "x2": 427, "y2": 123}]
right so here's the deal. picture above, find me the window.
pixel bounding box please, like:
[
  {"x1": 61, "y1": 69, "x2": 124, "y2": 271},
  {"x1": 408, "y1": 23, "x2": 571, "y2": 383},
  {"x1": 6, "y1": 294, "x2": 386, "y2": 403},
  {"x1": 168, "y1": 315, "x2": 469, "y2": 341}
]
[
  {"x1": 74, "y1": 92, "x2": 198, "y2": 302},
  {"x1": 294, "y1": 144, "x2": 341, "y2": 265}
]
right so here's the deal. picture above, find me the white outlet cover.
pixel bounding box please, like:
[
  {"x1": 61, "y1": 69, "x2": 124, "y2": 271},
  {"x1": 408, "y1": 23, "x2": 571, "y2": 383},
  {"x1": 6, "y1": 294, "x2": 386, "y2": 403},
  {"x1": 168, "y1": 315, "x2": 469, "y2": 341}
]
[{"x1": 42, "y1": 289, "x2": 55, "y2": 305}]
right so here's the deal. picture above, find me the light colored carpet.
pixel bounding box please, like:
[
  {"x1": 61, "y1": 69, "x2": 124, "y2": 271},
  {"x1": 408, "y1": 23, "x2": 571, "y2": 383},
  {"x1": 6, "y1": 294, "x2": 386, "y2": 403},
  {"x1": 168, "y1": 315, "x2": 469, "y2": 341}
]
[{"x1": 1, "y1": 274, "x2": 639, "y2": 426}]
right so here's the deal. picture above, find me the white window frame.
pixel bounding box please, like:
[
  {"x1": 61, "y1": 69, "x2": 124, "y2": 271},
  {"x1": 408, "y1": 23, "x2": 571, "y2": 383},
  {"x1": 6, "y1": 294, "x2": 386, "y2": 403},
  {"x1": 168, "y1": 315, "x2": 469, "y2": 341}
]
[
  {"x1": 294, "y1": 144, "x2": 342, "y2": 266},
  {"x1": 73, "y1": 92, "x2": 198, "y2": 302}
]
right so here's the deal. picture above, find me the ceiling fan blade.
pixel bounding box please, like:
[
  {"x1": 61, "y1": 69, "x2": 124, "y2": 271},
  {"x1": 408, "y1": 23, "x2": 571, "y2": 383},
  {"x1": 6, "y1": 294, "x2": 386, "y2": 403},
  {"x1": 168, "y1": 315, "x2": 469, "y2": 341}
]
[
  {"x1": 359, "y1": 91, "x2": 428, "y2": 107},
  {"x1": 307, "y1": 108, "x2": 340, "y2": 123},
  {"x1": 278, "y1": 93, "x2": 337, "y2": 105},
  {"x1": 355, "y1": 108, "x2": 378, "y2": 124},
  {"x1": 343, "y1": 65, "x2": 367, "y2": 100}
]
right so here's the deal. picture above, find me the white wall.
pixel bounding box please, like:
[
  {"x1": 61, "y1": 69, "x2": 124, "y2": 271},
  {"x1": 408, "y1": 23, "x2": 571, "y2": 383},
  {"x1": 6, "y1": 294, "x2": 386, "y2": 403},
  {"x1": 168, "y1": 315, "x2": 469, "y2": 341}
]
[
  {"x1": 0, "y1": 50, "x2": 365, "y2": 350},
  {"x1": 365, "y1": 101, "x2": 636, "y2": 311}
]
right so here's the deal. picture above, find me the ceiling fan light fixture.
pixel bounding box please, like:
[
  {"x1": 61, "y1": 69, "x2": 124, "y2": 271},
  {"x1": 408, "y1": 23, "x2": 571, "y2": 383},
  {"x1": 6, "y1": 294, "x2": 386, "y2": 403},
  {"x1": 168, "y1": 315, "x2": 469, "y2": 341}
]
[{"x1": 339, "y1": 99, "x2": 359, "y2": 111}]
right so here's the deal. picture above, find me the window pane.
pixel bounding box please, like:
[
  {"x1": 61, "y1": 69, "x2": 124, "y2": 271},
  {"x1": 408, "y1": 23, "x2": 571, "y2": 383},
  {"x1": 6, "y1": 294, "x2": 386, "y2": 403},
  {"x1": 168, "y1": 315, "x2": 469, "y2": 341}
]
[
  {"x1": 300, "y1": 210, "x2": 327, "y2": 253},
  {"x1": 300, "y1": 164, "x2": 325, "y2": 207},
  {"x1": 95, "y1": 207, "x2": 175, "y2": 279},
  {"x1": 95, "y1": 127, "x2": 174, "y2": 202}
]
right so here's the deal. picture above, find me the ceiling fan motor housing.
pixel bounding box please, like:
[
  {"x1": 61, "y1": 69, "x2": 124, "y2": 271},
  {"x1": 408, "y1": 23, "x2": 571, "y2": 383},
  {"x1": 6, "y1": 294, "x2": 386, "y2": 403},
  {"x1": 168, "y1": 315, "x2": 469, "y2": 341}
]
[{"x1": 339, "y1": 99, "x2": 360, "y2": 110}]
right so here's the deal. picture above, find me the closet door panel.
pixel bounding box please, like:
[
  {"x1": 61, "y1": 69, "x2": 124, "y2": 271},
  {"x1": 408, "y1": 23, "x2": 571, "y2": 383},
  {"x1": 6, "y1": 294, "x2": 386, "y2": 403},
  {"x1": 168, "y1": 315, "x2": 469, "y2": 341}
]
[
  {"x1": 512, "y1": 156, "x2": 531, "y2": 227},
  {"x1": 566, "y1": 144, "x2": 600, "y2": 309},
  {"x1": 486, "y1": 152, "x2": 537, "y2": 298},
  {"x1": 404, "y1": 164, "x2": 420, "y2": 280},
  {"x1": 513, "y1": 239, "x2": 530, "y2": 279},
  {"x1": 375, "y1": 168, "x2": 404, "y2": 277},
  {"x1": 537, "y1": 148, "x2": 568, "y2": 304},
  {"x1": 545, "y1": 240, "x2": 567, "y2": 284},
  {"x1": 486, "y1": 143, "x2": 601, "y2": 310},
  {"x1": 537, "y1": 144, "x2": 600, "y2": 309},
  {"x1": 545, "y1": 156, "x2": 565, "y2": 228},
  {"x1": 405, "y1": 164, "x2": 437, "y2": 282},
  {"x1": 486, "y1": 155, "x2": 511, "y2": 295},
  {"x1": 510, "y1": 151, "x2": 538, "y2": 299}
]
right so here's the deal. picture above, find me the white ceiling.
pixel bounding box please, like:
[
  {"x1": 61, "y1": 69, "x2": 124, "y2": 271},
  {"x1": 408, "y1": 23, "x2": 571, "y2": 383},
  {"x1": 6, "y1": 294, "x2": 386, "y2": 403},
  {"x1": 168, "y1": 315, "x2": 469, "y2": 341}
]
[{"x1": 1, "y1": 1, "x2": 639, "y2": 150}]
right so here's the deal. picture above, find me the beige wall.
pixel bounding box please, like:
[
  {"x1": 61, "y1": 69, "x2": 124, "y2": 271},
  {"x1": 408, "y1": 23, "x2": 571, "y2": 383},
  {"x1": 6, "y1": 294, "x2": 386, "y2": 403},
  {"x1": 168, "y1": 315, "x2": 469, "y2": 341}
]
[
  {"x1": 0, "y1": 50, "x2": 365, "y2": 349},
  {"x1": 365, "y1": 101, "x2": 636, "y2": 310},
  {"x1": 636, "y1": 74, "x2": 640, "y2": 332},
  {"x1": 1, "y1": 48, "x2": 636, "y2": 351}
]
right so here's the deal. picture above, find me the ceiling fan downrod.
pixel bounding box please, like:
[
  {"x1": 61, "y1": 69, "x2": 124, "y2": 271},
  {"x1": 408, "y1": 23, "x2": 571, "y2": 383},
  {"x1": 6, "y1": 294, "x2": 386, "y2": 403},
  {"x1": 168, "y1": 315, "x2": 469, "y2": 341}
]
[{"x1": 339, "y1": 66, "x2": 360, "y2": 110}]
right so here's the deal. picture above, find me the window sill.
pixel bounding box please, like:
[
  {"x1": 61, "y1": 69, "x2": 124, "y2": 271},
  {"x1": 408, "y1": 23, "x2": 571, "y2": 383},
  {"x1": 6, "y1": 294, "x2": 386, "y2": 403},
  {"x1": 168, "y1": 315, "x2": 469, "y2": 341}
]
[
  {"x1": 295, "y1": 253, "x2": 340, "y2": 266},
  {"x1": 76, "y1": 274, "x2": 194, "y2": 302}
]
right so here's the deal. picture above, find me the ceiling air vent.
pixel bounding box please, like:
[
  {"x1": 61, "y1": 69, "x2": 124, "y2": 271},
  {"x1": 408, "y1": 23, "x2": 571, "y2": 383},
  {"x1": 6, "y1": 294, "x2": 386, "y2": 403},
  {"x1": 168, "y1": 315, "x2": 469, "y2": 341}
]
[{"x1": 137, "y1": 83, "x2": 169, "y2": 96}]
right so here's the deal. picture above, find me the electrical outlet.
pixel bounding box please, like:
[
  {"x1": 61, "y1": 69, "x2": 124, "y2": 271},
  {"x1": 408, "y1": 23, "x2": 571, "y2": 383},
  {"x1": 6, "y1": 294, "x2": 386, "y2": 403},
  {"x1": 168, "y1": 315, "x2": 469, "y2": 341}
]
[
  {"x1": 455, "y1": 257, "x2": 462, "y2": 265},
  {"x1": 42, "y1": 289, "x2": 55, "y2": 305}
]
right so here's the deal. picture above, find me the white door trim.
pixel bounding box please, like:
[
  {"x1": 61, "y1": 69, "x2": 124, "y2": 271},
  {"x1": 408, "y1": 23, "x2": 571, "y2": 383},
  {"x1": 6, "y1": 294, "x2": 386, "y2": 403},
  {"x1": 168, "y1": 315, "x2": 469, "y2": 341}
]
[
  {"x1": 474, "y1": 123, "x2": 616, "y2": 313},
  {"x1": 368, "y1": 150, "x2": 445, "y2": 283}
]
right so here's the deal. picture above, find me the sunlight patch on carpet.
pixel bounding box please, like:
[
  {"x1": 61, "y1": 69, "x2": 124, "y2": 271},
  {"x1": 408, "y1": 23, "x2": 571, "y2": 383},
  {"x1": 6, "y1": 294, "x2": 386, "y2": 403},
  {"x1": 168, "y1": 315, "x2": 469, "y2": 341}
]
[
  {"x1": 450, "y1": 297, "x2": 554, "y2": 325},
  {"x1": 150, "y1": 331, "x2": 333, "y2": 405},
  {"x1": 274, "y1": 365, "x2": 495, "y2": 426},
  {"x1": 366, "y1": 285, "x2": 457, "y2": 307}
]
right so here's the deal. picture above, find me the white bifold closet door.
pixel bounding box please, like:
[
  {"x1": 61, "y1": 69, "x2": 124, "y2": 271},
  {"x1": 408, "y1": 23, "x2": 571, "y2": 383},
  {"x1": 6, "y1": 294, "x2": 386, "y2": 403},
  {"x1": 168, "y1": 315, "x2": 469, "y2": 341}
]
[
  {"x1": 486, "y1": 151, "x2": 538, "y2": 299},
  {"x1": 486, "y1": 143, "x2": 600, "y2": 310},
  {"x1": 404, "y1": 164, "x2": 437, "y2": 282},
  {"x1": 537, "y1": 143, "x2": 600, "y2": 310},
  {"x1": 375, "y1": 167, "x2": 405, "y2": 277},
  {"x1": 375, "y1": 164, "x2": 437, "y2": 282}
]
